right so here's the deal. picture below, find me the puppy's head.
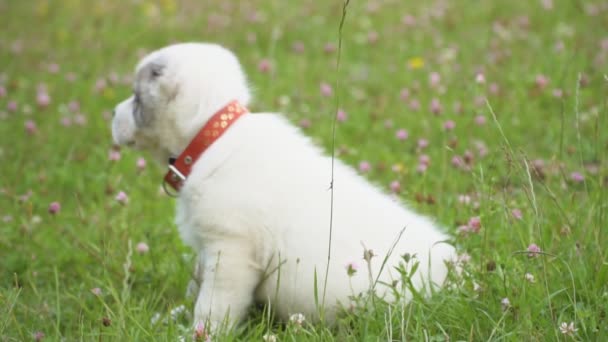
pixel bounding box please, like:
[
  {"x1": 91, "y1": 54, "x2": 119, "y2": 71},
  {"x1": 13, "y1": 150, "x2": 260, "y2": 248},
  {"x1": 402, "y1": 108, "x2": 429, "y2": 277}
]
[{"x1": 111, "y1": 43, "x2": 251, "y2": 162}]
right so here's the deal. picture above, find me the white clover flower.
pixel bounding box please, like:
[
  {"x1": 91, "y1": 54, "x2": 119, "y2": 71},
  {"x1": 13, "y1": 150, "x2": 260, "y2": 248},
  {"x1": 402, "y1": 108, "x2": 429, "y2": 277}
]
[
  {"x1": 524, "y1": 273, "x2": 535, "y2": 283},
  {"x1": 150, "y1": 312, "x2": 162, "y2": 325},
  {"x1": 263, "y1": 333, "x2": 277, "y2": 342},
  {"x1": 501, "y1": 297, "x2": 510, "y2": 311},
  {"x1": 289, "y1": 313, "x2": 305, "y2": 326},
  {"x1": 559, "y1": 322, "x2": 578, "y2": 335}
]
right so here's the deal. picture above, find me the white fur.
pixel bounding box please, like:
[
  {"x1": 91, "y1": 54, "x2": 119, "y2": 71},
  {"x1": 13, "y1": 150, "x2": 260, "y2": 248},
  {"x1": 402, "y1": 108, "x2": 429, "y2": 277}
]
[{"x1": 112, "y1": 43, "x2": 456, "y2": 328}]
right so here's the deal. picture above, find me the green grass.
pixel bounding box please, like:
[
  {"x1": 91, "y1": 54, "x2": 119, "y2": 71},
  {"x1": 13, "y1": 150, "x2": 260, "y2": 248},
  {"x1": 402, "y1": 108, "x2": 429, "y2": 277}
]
[{"x1": 1, "y1": 0, "x2": 607, "y2": 340}]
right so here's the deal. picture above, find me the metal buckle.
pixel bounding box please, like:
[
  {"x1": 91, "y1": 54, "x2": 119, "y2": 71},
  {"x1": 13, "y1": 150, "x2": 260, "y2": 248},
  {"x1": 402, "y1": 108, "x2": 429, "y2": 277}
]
[
  {"x1": 168, "y1": 164, "x2": 186, "y2": 181},
  {"x1": 162, "y1": 179, "x2": 179, "y2": 198},
  {"x1": 162, "y1": 164, "x2": 186, "y2": 198}
]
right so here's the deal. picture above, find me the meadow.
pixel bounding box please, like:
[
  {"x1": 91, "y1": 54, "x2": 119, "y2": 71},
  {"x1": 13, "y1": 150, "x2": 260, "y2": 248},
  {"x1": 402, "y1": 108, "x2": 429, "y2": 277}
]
[{"x1": 1, "y1": 0, "x2": 607, "y2": 340}]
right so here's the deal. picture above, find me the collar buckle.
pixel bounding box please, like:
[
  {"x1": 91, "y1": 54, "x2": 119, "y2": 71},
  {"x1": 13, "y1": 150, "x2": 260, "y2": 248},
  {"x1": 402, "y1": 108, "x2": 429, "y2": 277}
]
[{"x1": 162, "y1": 99, "x2": 248, "y2": 195}]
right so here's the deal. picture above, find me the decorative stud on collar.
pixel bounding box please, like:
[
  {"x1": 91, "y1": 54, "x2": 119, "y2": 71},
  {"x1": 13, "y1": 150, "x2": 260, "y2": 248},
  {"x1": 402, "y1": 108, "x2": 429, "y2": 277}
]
[{"x1": 163, "y1": 100, "x2": 248, "y2": 195}]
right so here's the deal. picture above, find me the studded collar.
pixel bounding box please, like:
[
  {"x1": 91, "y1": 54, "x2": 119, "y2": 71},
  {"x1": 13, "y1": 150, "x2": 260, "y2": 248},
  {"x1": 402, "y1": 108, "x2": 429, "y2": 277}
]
[{"x1": 163, "y1": 100, "x2": 248, "y2": 194}]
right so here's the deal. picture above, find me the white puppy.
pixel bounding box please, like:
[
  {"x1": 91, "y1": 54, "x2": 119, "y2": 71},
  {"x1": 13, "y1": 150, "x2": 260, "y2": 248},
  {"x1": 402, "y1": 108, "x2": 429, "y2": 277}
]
[{"x1": 112, "y1": 43, "x2": 456, "y2": 329}]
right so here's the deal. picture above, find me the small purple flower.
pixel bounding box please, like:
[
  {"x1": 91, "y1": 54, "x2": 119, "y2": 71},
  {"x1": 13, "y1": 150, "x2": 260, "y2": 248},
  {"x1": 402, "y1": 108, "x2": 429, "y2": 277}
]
[
  {"x1": 468, "y1": 216, "x2": 481, "y2": 233},
  {"x1": 74, "y1": 114, "x2": 87, "y2": 126},
  {"x1": 34, "y1": 331, "x2": 45, "y2": 341},
  {"x1": 419, "y1": 154, "x2": 430, "y2": 166},
  {"x1": 0, "y1": 85, "x2": 6, "y2": 98},
  {"x1": 476, "y1": 142, "x2": 488, "y2": 157},
  {"x1": 416, "y1": 163, "x2": 428, "y2": 173},
  {"x1": 489, "y1": 82, "x2": 500, "y2": 95},
  {"x1": 417, "y1": 138, "x2": 429, "y2": 149},
  {"x1": 292, "y1": 41, "x2": 305, "y2": 54},
  {"x1": 193, "y1": 321, "x2": 209, "y2": 341},
  {"x1": 527, "y1": 243, "x2": 541, "y2": 257},
  {"x1": 474, "y1": 115, "x2": 487, "y2": 125},
  {"x1": 367, "y1": 31, "x2": 379, "y2": 44},
  {"x1": 601, "y1": 38, "x2": 608, "y2": 52},
  {"x1": 570, "y1": 171, "x2": 584, "y2": 183},
  {"x1": 475, "y1": 72, "x2": 485, "y2": 84},
  {"x1": 389, "y1": 180, "x2": 400, "y2": 193},
  {"x1": 451, "y1": 155, "x2": 464, "y2": 168},
  {"x1": 108, "y1": 150, "x2": 121, "y2": 161},
  {"x1": 47, "y1": 63, "x2": 60, "y2": 73},
  {"x1": 136, "y1": 157, "x2": 146, "y2": 171},
  {"x1": 336, "y1": 109, "x2": 347, "y2": 122},
  {"x1": 463, "y1": 150, "x2": 474, "y2": 164},
  {"x1": 258, "y1": 59, "x2": 272, "y2": 73},
  {"x1": 60, "y1": 117, "x2": 72, "y2": 127},
  {"x1": 532, "y1": 159, "x2": 545, "y2": 170},
  {"x1": 409, "y1": 99, "x2": 420, "y2": 111},
  {"x1": 115, "y1": 191, "x2": 128, "y2": 205},
  {"x1": 541, "y1": 0, "x2": 554, "y2": 10},
  {"x1": 68, "y1": 101, "x2": 80, "y2": 113},
  {"x1": 399, "y1": 88, "x2": 410, "y2": 101},
  {"x1": 65, "y1": 72, "x2": 77, "y2": 82},
  {"x1": 10, "y1": 40, "x2": 23, "y2": 54},
  {"x1": 108, "y1": 72, "x2": 119, "y2": 84},
  {"x1": 358, "y1": 161, "x2": 371, "y2": 173},
  {"x1": 91, "y1": 287, "x2": 102, "y2": 296},
  {"x1": 584, "y1": 3, "x2": 599, "y2": 16},
  {"x1": 36, "y1": 90, "x2": 51, "y2": 108},
  {"x1": 395, "y1": 129, "x2": 408, "y2": 140},
  {"x1": 48, "y1": 201, "x2": 61, "y2": 215},
  {"x1": 430, "y1": 98, "x2": 442, "y2": 115},
  {"x1": 7, "y1": 100, "x2": 18, "y2": 112},
  {"x1": 136, "y1": 242, "x2": 149, "y2": 254},
  {"x1": 25, "y1": 120, "x2": 37, "y2": 135},
  {"x1": 511, "y1": 208, "x2": 523, "y2": 220},
  {"x1": 401, "y1": 14, "x2": 416, "y2": 26},
  {"x1": 535, "y1": 74, "x2": 549, "y2": 89},
  {"x1": 443, "y1": 120, "x2": 455, "y2": 131},
  {"x1": 320, "y1": 82, "x2": 333, "y2": 97},
  {"x1": 299, "y1": 118, "x2": 311, "y2": 129},
  {"x1": 552, "y1": 88, "x2": 563, "y2": 98},
  {"x1": 429, "y1": 71, "x2": 441, "y2": 88},
  {"x1": 95, "y1": 79, "x2": 107, "y2": 92},
  {"x1": 324, "y1": 43, "x2": 336, "y2": 54}
]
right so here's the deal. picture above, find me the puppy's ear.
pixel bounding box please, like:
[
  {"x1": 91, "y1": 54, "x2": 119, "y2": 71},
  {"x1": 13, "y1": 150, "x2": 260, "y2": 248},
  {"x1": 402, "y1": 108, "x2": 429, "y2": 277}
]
[{"x1": 150, "y1": 62, "x2": 165, "y2": 78}]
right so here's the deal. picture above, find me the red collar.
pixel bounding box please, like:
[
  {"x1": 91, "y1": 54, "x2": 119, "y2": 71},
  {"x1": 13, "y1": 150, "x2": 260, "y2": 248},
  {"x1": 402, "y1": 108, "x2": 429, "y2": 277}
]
[{"x1": 163, "y1": 100, "x2": 248, "y2": 193}]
